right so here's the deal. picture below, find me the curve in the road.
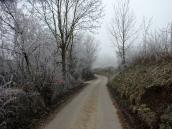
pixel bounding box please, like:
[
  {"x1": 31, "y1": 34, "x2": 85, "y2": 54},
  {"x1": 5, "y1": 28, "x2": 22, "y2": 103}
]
[{"x1": 42, "y1": 75, "x2": 123, "y2": 129}]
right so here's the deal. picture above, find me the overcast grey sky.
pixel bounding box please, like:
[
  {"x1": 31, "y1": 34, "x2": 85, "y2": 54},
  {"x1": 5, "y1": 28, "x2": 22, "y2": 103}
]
[{"x1": 94, "y1": 0, "x2": 172, "y2": 68}]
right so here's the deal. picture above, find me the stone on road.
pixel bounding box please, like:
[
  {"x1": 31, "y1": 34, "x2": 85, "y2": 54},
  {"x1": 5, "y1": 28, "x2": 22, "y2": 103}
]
[{"x1": 42, "y1": 75, "x2": 123, "y2": 129}]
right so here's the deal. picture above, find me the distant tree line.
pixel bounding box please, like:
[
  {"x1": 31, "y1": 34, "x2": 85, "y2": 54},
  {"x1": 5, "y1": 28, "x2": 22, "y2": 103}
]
[{"x1": 110, "y1": 0, "x2": 172, "y2": 67}]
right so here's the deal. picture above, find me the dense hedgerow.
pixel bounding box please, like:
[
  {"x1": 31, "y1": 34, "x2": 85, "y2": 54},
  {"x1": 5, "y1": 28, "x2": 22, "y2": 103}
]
[{"x1": 109, "y1": 60, "x2": 172, "y2": 129}]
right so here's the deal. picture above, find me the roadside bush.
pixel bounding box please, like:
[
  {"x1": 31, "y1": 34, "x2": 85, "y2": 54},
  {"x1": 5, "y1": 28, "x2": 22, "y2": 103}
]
[
  {"x1": 82, "y1": 68, "x2": 95, "y2": 81},
  {"x1": 160, "y1": 105, "x2": 172, "y2": 129},
  {"x1": 0, "y1": 88, "x2": 46, "y2": 129},
  {"x1": 110, "y1": 60, "x2": 172, "y2": 129}
]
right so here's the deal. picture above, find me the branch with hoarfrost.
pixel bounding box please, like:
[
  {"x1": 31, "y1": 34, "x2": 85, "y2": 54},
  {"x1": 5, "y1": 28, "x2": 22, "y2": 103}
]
[
  {"x1": 0, "y1": 75, "x2": 15, "y2": 88},
  {"x1": 27, "y1": 0, "x2": 103, "y2": 85}
]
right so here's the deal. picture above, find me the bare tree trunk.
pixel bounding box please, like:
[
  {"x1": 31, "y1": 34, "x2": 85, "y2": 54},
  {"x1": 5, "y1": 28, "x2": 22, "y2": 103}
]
[
  {"x1": 0, "y1": 30, "x2": 5, "y2": 74},
  {"x1": 69, "y1": 34, "x2": 74, "y2": 75},
  {"x1": 23, "y1": 51, "x2": 31, "y2": 76},
  {"x1": 122, "y1": 42, "x2": 125, "y2": 65},
  {"x1": 61, "y1": 47, "x2": 66, "y2": 83}
]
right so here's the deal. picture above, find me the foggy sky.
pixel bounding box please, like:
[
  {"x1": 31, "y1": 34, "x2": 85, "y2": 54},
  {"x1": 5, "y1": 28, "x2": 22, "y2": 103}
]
[{"x1": 94, "y1": 0, "x2": 172, "y2": 68}]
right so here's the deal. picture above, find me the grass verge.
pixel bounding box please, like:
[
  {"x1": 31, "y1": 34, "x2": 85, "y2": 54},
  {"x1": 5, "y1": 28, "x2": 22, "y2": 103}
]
[{"x1": 108, "y1": 60, "x2": 172, "y2": 129}]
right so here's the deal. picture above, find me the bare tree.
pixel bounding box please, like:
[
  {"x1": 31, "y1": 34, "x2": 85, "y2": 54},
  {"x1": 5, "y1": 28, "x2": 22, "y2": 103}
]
[
  {"x1": 110, "y1": 0, "x2": 137, "y2": 65},
  {"x1": 0, "y1": 1, "x2": 59, "y2": 84},
  {"x1": 73, "y1": 34, "x2": 98, "y2": 80},
  {"x1": 0, "y1": 1, "x2": 33, "y2": 79},
  {"x1": 141, "y1": 18, "x2": 152, "y2": 56},
  {"x1": 28, "y1": 0, "x2": 103, "y2": 85}
]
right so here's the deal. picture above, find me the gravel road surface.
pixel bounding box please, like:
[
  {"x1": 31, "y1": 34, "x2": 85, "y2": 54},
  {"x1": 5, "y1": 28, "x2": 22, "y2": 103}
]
[{"x1": 42, "y1": 75, "x2": 122, "y2": 129}]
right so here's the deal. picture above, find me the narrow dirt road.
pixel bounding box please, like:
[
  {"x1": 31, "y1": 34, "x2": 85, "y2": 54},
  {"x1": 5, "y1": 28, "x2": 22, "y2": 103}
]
[{"x1": 42, "y1": 75, "x2": 123, "y2": 129}]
